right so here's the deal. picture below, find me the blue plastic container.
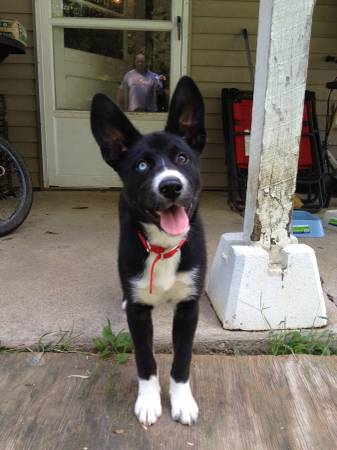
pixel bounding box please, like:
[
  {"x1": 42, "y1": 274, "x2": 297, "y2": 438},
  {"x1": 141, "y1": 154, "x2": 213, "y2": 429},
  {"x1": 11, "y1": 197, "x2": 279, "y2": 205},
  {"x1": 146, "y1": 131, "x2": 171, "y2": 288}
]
[{"x1": 291, "y1": 210, "x2": 324, "y2": 238}]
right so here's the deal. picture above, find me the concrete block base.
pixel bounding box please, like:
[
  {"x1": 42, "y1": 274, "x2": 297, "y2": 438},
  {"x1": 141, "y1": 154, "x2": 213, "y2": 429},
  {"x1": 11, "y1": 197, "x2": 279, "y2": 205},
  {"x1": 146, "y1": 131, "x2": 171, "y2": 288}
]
[{"x1": 206, "y1": 233, "x2": 327, "y2": 331}]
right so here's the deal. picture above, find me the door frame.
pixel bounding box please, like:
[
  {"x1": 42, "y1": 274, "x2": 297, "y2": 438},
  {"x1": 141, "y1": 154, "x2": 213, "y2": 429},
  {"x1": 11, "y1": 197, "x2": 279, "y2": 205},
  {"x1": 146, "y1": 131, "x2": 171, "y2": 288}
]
[{"x1": 35, "y1": 0, "x2": 191, "y2": 188}]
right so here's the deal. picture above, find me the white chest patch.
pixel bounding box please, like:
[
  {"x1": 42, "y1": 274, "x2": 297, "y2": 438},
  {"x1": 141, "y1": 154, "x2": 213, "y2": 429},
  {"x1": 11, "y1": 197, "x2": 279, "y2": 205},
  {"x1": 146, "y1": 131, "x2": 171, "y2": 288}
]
[{"x1": 131, "y1": 223, "x2": 198, "y2": 306}]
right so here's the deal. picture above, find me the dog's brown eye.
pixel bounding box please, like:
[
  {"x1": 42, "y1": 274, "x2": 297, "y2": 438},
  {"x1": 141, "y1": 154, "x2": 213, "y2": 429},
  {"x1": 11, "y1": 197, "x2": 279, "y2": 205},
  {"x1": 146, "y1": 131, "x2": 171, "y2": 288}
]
[{"x1": 176, "y1": 153, "x2": 189, "y2": 165}]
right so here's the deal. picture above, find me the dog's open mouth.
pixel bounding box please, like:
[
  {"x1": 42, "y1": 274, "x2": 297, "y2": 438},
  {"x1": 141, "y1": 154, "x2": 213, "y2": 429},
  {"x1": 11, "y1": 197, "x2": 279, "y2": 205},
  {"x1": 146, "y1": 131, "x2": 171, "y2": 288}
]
[
  {"x1": 159, "y1": 205, "x2": 190, "y2": 235},
  {"x1": 146, "y1": 205, "x2": 191, "y2": 236}
]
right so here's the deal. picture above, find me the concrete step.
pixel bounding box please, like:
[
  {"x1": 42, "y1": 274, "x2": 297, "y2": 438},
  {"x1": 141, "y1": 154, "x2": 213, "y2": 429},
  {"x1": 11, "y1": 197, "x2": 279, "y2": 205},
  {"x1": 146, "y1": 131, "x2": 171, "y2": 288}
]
[{"x1": 1, "y1": 191, "x2": 336, "y2": 353}]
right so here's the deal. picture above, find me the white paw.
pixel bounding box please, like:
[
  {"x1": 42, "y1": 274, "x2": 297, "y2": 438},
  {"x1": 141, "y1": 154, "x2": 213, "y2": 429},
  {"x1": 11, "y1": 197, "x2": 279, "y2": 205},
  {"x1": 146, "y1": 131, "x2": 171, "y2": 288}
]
[
  {"x1": 169, "y1": 378, "x2": 199, "y2": 425},
  {"x1": 135, "y1": 376, "x2": 162, "y2": 425}
]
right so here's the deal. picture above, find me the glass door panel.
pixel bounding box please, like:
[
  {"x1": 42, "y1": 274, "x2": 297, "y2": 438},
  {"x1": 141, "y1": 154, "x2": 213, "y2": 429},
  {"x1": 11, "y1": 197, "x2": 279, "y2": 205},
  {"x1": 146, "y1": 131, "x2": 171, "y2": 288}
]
[
  {"x1": 53, "y1": 27, "x2": 171, "y2": 111},
  {"x1": 52, "y1": 0, "x2": 171, "y2": 20}
]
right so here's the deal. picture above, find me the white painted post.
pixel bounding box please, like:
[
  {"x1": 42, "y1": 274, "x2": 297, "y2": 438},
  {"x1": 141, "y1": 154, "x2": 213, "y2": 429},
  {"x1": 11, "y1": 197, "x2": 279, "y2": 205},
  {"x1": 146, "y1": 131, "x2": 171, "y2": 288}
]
[
  {"x1": 244, "y1": 0, "x2": 313, "y2": 257},
  {"x1": 206, "y1": 0, "x2": 327, "y2": 330}
]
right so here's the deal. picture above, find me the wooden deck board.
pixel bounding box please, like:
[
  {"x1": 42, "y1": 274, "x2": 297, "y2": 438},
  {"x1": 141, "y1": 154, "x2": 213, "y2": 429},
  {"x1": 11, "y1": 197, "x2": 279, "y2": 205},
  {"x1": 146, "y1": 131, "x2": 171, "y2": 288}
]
[{"x1": 0, "y1": 354, "x2": 337, "y2": 450}]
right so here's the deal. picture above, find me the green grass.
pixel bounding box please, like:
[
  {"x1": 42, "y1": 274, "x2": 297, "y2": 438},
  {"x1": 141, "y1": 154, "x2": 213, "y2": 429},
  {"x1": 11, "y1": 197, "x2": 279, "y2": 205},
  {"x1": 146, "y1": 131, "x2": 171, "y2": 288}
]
[
  {"x1": 0, "y1": 321, "x2": 133, "y2": 364},
  {"x1": 93, "y1": 319, "x2": 133, "y2": 364},
  {"x1": 0, "y1": 328, "x2": 83, "y2": 354},
  {"x1": 258, "y1": 300, "x2": 337, "y2": 357},
  {"x1": 270, "y1": 329, "x2": 337, "y2": 356},
  {"x1": 2, "y1": 316, "x2": 335, "y2": 359},
  {"x1": 35, "y1": 329, "x2": 82, "y2": 353}
]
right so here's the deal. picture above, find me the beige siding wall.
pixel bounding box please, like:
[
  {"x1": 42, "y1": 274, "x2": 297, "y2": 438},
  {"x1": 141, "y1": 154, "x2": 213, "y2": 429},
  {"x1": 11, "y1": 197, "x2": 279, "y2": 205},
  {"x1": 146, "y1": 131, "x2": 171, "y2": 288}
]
[
  {"x1": 191, "y1": 0, "x2": 337, "y2": 188},
  {"x1": 0, "y1": 0, "x2": 40, "y2": 187},
  {"x1": 1, "y1": 1, "x2": 336, "y2": 190}
]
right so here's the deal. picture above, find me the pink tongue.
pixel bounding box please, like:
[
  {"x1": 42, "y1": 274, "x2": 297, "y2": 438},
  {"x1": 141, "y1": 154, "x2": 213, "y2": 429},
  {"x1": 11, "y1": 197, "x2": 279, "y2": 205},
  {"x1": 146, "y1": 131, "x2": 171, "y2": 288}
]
[{"x1": 159, "y1": 206, "x2": 189, "y2": 235}]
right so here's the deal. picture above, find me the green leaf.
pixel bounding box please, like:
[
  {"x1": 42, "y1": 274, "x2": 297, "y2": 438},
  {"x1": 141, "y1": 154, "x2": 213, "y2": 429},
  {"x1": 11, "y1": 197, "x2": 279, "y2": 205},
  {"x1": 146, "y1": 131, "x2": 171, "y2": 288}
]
[
  {"x1": 102, "y1": 325, "x2": 114, "y2": 342},
  {"x1": 116, "y1": 353, "x2": 128, "y2": 364},
  {"x1": 115, "y1": 331, "x2": 133, "y2": 352},
  {"x1": 100, "y1": 348, "x2": 112, "y2": 359},
  {"x1": 94, "y1": 338, "x2": 106, "y2": 352}
]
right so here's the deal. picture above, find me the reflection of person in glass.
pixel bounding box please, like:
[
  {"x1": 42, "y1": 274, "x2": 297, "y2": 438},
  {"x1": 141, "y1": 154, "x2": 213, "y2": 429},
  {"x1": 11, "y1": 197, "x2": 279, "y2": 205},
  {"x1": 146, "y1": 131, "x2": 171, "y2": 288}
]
[{"x1": 116, "y1": 53, "x2": 166, "y2": 112}]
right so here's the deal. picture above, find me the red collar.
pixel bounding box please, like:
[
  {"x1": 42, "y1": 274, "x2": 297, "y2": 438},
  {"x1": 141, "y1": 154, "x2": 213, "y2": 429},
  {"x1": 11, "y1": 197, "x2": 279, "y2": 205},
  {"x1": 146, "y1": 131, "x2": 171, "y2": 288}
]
[{"x1": 137, "y1": 230, "x2": 186, "y2": 294}]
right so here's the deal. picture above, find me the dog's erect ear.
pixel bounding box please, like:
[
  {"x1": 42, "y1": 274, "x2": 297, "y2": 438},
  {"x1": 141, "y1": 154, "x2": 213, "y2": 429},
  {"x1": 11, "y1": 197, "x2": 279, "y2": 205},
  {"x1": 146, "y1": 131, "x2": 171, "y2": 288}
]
[
  {"x1": 165, "y1": 76, "x2": 206, "y2": 152},
  {"x1": 91, "y1": 93, "x2": 141, "y2": 169}
]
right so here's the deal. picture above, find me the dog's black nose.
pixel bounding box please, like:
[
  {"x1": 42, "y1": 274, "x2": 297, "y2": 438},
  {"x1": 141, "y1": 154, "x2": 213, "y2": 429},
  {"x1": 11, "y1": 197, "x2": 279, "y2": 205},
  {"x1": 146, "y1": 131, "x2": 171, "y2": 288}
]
[{"x1": 159, "y1": 177, "x2": 183, "y2": 200}]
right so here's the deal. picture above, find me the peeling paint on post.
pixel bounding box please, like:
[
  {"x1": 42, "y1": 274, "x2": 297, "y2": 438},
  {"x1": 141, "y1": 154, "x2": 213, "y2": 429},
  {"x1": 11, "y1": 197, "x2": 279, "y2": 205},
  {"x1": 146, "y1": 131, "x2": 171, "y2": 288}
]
[{"x1": 243, "y1": 0, "x2": 316, "y2": 258}]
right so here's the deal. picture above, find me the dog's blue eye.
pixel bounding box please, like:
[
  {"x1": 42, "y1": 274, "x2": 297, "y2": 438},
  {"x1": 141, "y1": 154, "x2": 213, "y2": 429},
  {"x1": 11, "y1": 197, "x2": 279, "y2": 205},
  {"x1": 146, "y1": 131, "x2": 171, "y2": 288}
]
[{"x1": 136, "y1": 161, "x2": 149, "y2": 173}]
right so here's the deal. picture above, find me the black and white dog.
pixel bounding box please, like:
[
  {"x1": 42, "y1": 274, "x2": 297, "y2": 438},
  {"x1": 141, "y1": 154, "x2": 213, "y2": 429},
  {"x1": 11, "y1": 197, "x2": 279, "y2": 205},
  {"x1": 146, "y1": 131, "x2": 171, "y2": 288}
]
[{"x1": 91, "y1": 77, "x2": 207, "y2": 426}]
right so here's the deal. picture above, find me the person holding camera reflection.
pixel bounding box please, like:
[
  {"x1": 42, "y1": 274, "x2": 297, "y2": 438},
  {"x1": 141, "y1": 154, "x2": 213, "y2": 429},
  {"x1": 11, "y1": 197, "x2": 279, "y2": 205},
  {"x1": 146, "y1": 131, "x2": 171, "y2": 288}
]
[{"x1": 116, "y1": 53, "x2": 166, "y2": 112}]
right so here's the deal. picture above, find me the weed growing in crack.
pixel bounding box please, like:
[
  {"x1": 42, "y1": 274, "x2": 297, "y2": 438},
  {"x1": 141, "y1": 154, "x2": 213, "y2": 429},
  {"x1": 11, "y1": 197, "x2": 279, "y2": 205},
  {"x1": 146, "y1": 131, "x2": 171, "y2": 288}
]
[{"x1": 93, "y1": 319, "x2": 133, "y2": 364}]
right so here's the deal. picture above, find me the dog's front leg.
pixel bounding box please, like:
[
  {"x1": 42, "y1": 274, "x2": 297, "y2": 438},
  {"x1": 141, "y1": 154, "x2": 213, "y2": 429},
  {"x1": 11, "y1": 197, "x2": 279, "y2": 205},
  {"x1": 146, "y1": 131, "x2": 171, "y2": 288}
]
[
  {"x1": 170, "y1": 300, "x2": 199, "y2": 425},
  {"x1": 126, "y1": 302, "x2": 161, "y2": 426}
]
